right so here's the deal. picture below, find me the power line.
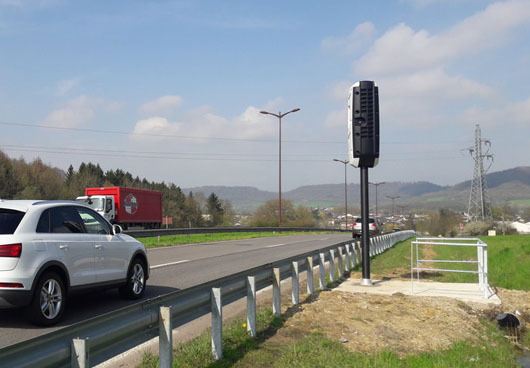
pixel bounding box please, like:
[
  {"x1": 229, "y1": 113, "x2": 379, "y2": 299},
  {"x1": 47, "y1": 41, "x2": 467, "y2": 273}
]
[
  {"x1": 0, "y1": 143, "x2": 460, "y2": 158},
  {"x1": 0, "y1": 121, "x2": 343, "y2": 144},
  {"x1": 1, "y1": 121, "x2": 470, "y2": 146},
  {"x1": 0, "y1": 146, "x2": 465, "y2": 162},
  {"x1": 0, "y1": 144, "x2": 342, "y2": 158}
]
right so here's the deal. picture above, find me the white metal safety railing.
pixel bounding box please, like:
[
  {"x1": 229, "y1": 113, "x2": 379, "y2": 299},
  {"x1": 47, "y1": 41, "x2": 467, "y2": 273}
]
[{"x1": 410, "y1": 237, "x2": 491, "y2": 299}]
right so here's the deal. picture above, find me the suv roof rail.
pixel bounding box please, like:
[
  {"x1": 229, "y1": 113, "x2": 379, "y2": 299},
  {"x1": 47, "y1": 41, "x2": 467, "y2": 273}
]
[{"x1": 32, "y1": 200, "x2": 80, "y2": 206}]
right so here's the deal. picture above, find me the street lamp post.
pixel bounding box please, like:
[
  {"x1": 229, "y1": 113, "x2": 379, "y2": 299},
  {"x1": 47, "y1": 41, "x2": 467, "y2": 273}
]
[
  {"x1": 260, "y1": 108, "x2": 301, "y2": 228},
  {"x1": 333, "y1": 159, "x2": 349, "y2": 230},
  {"x1": 386, "y1": 195, "x2": 400, "y2": 227},
  {"x1": 369, "y1": 181, "x2": 386, "y2": 219}
]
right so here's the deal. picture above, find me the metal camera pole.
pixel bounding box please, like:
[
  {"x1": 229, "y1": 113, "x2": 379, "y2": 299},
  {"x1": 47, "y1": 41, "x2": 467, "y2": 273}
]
[{"x1": 360, "y1": 166, "x2": 371, "y2": 285}]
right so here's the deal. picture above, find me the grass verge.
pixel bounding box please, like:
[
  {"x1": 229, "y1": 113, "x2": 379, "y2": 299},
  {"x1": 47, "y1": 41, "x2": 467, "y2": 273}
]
[
  {"x1": 140, "y1": 231, "x2": 333, "y2": 249},
  {"x1": 137, "y1": 307, "x2": 520, "y2": 368}
]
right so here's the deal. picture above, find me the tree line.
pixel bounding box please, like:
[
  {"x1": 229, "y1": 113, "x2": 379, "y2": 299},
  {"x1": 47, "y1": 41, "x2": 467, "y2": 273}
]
[
  {"x1": 0, "y1": 150, "x2": 319, "y2": 228},
  {"x1": 0, "y1": 150, "x2": 230, "y2": 227}
]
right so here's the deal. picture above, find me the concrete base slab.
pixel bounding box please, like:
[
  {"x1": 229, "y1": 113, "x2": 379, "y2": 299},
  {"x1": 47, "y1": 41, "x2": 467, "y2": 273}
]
[{"x1": 336, "y1": 279, "x2": 501, "y2": 305}]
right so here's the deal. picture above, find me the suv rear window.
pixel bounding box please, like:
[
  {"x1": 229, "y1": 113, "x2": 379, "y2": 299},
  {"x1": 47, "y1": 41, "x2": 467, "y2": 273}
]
[{"x1": 0, "y1": 209, "x2": 26, "y2": 234}]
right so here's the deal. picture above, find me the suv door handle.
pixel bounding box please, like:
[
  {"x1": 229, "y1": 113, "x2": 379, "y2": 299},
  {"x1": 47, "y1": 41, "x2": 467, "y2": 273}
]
[
  {"x1": 59, "y1": 245, "x2": 69, "y2": 250},
  {"x1": 95, "y1": 244, "x2": 102, "y2": 250}
]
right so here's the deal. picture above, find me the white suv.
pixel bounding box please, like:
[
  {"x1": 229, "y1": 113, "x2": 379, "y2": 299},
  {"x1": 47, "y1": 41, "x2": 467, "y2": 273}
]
[
  {"x1": 0, "y1": 200, "x2": 149, "y2": 326},
  {"x1": 352, "y1": 217, "x2": 382, "y2": 238}
]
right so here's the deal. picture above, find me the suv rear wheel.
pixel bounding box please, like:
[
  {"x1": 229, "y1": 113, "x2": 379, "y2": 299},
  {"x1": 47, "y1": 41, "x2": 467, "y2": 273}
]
[
  {"x1": 119, "y1": 258, "x2": 146, "y2": 299},
  {"x1": 28, "y1": 272, "x2": 66, "y2": 326}
]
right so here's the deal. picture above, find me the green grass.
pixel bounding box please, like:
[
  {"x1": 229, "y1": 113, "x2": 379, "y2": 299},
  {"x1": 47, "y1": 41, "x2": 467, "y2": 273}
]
[
  {"x1": 139, "y1": 231, "x2": 332, "y2": 248},
  {"x1": 137, "y1": 308, "x2": 520, "y2": 368},
  {"x1": 360, "y1": 234, "x2": 530, "y2": 291}
]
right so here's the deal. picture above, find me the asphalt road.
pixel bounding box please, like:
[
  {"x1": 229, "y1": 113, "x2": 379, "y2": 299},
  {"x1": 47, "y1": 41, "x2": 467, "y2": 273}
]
[{"x1": 0, "y1": 233, "x2": 351, "y2": 348}]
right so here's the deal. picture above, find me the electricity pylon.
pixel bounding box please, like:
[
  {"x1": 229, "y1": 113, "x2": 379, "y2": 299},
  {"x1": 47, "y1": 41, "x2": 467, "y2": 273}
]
[{"x1": 467, "y1": 124, "x2": 493, "y2": 222}]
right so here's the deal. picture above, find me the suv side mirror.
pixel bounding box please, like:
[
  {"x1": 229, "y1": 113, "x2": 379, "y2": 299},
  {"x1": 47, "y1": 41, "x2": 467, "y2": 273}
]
[{"x1": 112, "y1": 224, "x2": 123, "y2": 235}]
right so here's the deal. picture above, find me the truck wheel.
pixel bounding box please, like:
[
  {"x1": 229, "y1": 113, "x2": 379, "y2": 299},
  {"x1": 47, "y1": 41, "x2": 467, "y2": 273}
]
[
  {"x1": 27, "y1": 272, "x2": 66, "y2": 326},
  {"x1": 119, "y1": 258, "x2": 146, "y2": 299}
]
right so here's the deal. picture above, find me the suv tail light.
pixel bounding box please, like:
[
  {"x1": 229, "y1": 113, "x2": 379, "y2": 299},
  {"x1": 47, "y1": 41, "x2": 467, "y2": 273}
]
[
  {"x1": 0, "y1": 243, "x2": 22, "y2": 257},
  {"x1": 353, "y1": 222, "x2": 357, "y2": 226},
  {"x1": 370, "y1": 223, "x2": 376, "y2": 227}
]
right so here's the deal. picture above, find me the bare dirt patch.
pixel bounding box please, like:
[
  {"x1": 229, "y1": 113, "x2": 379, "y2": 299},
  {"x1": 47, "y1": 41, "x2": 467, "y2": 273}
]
[{"x1": 271, "y1": 278, "x2": 530, "y2": 357}]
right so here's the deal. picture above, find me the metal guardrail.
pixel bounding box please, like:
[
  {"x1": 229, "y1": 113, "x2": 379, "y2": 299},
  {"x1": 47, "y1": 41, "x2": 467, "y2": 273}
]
[
  {"x1": 124, "y1": 226, "x2": 349, "y2": 238},
  {"x1": 0, "y1": 231, "x2": 415, "y2": 367}
]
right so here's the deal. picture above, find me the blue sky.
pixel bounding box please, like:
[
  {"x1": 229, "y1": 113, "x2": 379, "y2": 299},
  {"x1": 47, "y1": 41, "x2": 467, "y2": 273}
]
[{"x1": 1, "y1": 0, "x2": 530, "y2": 191}]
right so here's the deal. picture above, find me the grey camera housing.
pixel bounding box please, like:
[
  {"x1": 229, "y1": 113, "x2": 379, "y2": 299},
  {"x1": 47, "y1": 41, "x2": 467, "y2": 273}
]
[{"x1": 348, "y1": 81, "x2": 380, "y2": 168}]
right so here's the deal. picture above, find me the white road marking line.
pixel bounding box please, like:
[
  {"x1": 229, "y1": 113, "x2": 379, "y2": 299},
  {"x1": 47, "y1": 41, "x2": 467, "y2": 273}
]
[
  {"x1": 266, "y1": 243, "x2": 287, "y2": 248},
  {"x1": 150, "y1": 260, "x2": 190, "y2": 270}
]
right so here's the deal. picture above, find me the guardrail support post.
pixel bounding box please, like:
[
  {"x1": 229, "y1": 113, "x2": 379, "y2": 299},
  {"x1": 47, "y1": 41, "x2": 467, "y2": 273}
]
[
  {"x1": 338, "y1": 247, "x2": 344, "y2": 277},
  {"x1": 211, "y1": 287, "x2": 223, "y2": 360},
  {"x1": 159, "y1": 306, "x2": 173, "y2": 368},
  {"x1": 319, "y1": 252, "x2": 326, "y2": 289},
  {"x1": 273, "y1": 267, "x2": 281, "y2": 317},
  {"x1": 291, "y1": 261, "x2": 299, "y2": 305},
  {"x1": 71, "y1": 338, "x2": 89, "y2": 368},
  {"x1": 247, "y1": 276, "x2": 256, "y2": 337},
  {"x1": 329, "y1": 249, "x2": 336, "y2": 283},
  {"x1": 345, "y1": 244, "x2": 351, "y2": 272},
  {"x1": 306, "y1": 256, "x2": 314, "y2": 295}
]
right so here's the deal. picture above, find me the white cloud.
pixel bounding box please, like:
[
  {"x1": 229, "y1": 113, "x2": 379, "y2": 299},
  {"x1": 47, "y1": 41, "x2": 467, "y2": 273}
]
[
  {"x1": 132, "y1": 116, "x2": 183, "y2": 136},
  {"x1": 461, "y1": 96, "x2": 530, "y2": 128},
  {"x1": 43, "y1": 95, "x2": 95, "y2": 128},
  {"x1": 321, "y1": 22, "x2": 375, "y2": 55},
  {"x1": 42, "y1": 95, "x2": 118, "y2": 128},
  {"x1": 56, "y1": 77, "x2": 81, "y2": 96},
  {"x1": 131, "y1": 98, "x2": 283, "y2": 142},
  {"x1": 380, "y1": 68, "x2": 494, "y2": 101},
  {"x1": 325, "y1": 69, "x2": 494, "y2": 130},
  {"x1": 355, "y1": 0, "x2": 530, "y2": 76},
  {"x1": 139, "y1": 95, "x2": 183, "y2": 116}
]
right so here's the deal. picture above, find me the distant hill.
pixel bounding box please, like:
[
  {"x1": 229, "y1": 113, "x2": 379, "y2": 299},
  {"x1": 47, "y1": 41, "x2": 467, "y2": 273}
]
[
  {"x1": 454, "y1": 166, "x2": 530, "y2": 190},
  {"x1": 184, "y1": 166, "x2": 530, "y2": 213},
  {"x1": 183, "y1": 186, "x2": 276, "y2": 212}
]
